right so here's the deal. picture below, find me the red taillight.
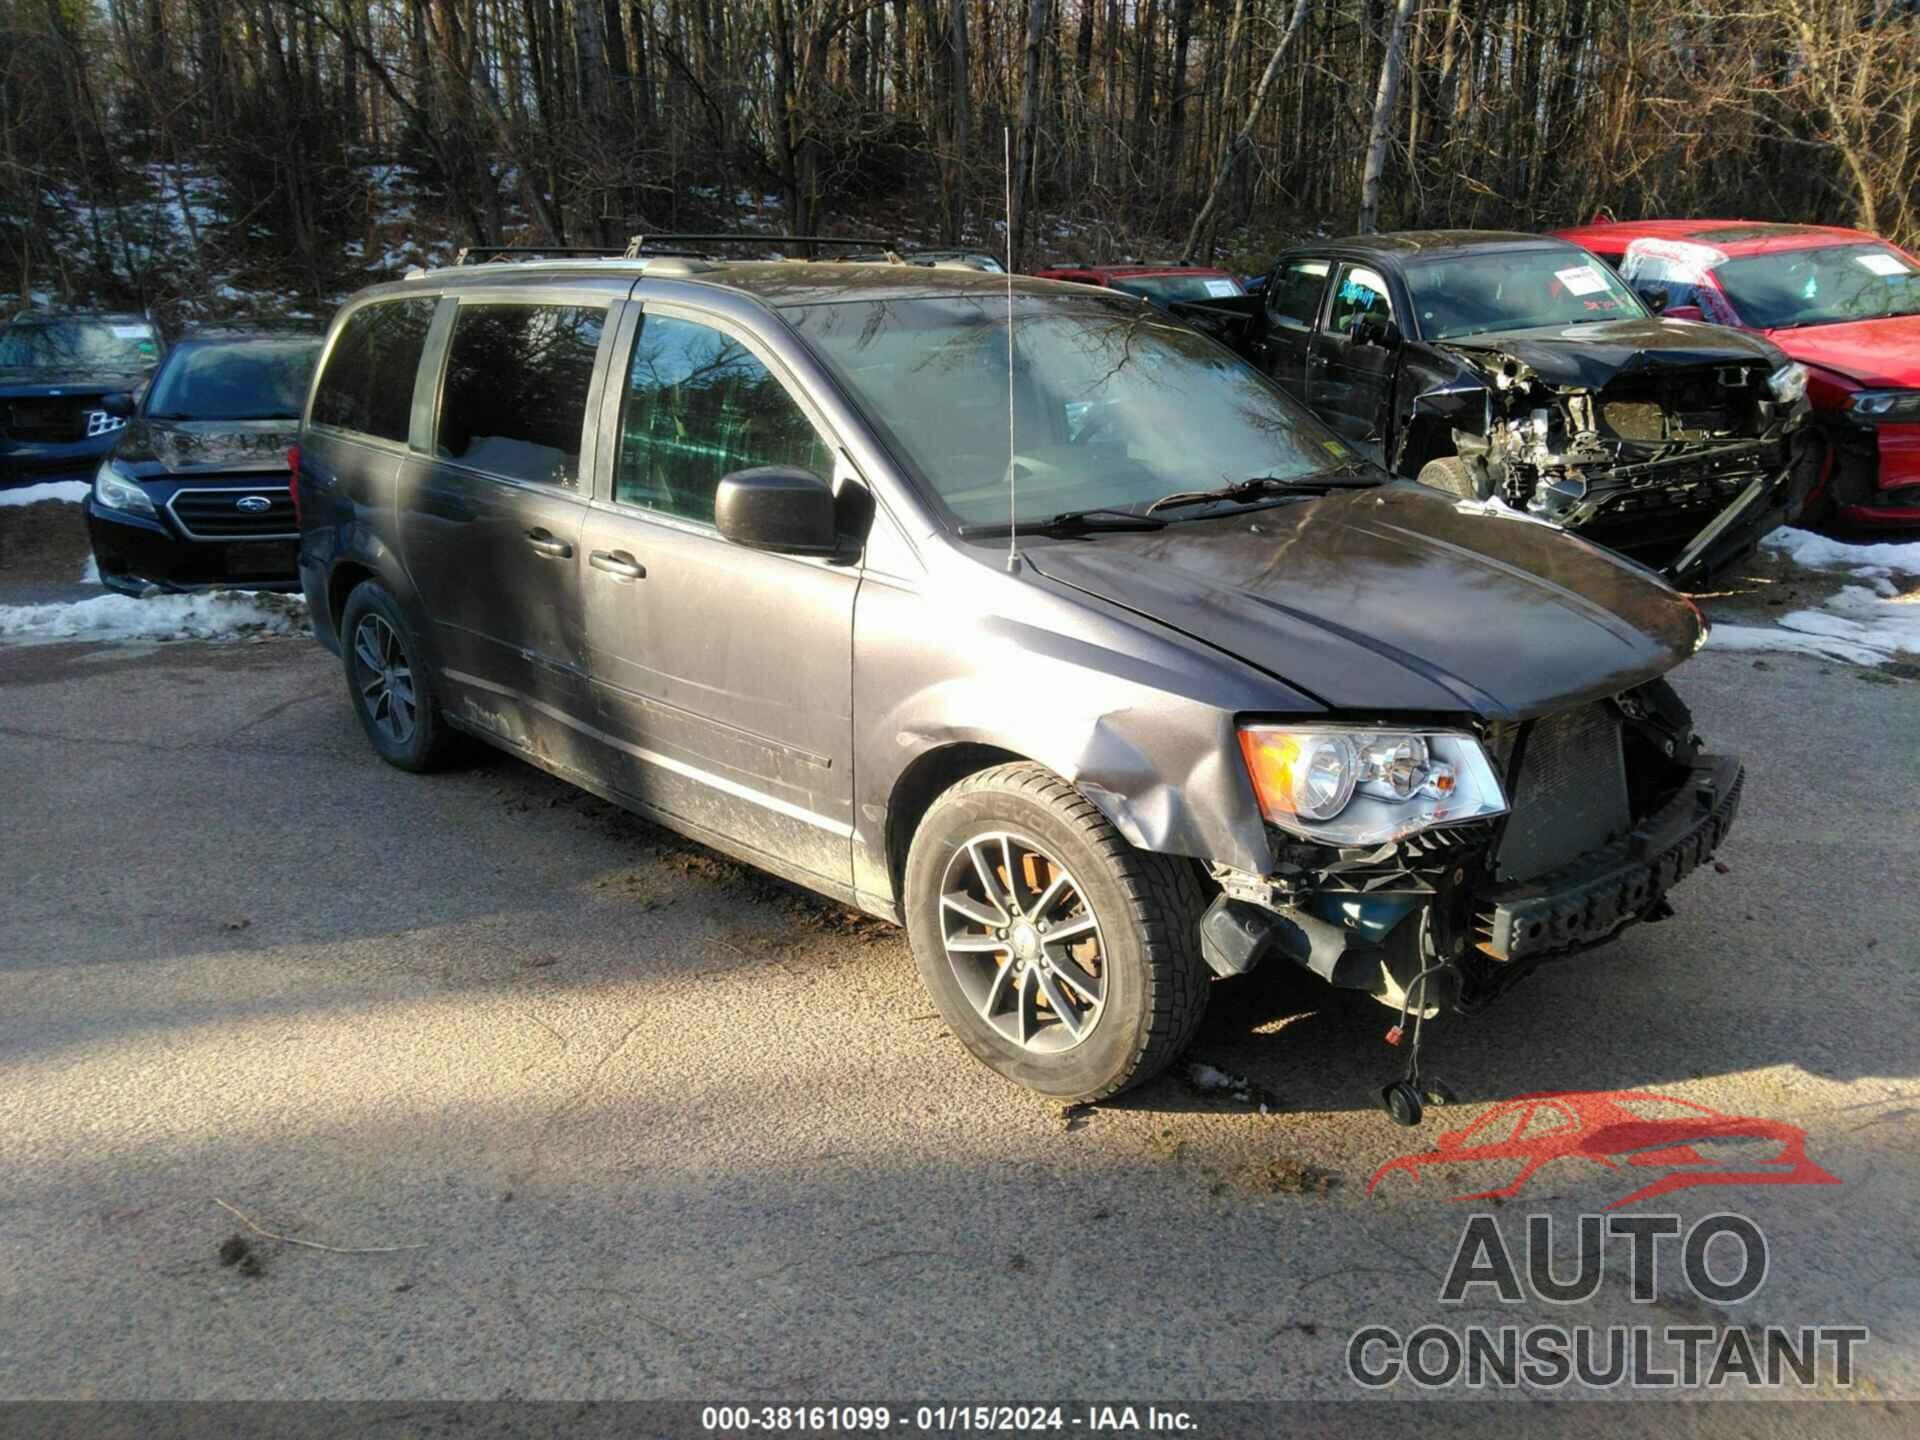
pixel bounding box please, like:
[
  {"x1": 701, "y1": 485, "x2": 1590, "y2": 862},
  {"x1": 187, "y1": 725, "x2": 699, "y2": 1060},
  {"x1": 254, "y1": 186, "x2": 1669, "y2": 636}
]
[{"x1": 287, "y1": 445, "x2": 301, "y2": 525}]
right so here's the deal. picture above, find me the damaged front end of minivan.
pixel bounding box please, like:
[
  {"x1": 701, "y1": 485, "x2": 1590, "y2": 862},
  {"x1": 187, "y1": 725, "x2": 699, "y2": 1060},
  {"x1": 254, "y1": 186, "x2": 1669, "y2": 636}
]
[
  {"x1": 1429, "y1": 342, "x2": 1817, "y2": 584},
  {"x1": 1194, "y1": 678, "x2": 1741, "y2": 1123}
]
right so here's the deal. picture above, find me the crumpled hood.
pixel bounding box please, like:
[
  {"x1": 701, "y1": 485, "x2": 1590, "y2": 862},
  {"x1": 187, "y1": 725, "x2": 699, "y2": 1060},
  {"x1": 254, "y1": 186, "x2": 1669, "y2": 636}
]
[
  {"x1": 114, "y1": 418, "x2": 300, "y2": 476},
  {"x1": 1439, "y1": 317, "x2": 1785, "y2": 389},
  {"x1": 1765, "y1": 313, "x2": 1920, "y2": 389},
  {"x1": 1025, "y1": 484, "x2": 1702, "y2": 720}
]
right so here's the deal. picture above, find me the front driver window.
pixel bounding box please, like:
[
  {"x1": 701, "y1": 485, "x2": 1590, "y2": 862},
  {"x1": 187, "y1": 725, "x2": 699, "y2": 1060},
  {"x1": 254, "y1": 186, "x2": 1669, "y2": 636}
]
[
  {"x1": 615, "y1": 314, "x2": 834, "y2": 525},
  {"x1": 1325, "y1": 265, "x2": 1393, "y2": 336}
]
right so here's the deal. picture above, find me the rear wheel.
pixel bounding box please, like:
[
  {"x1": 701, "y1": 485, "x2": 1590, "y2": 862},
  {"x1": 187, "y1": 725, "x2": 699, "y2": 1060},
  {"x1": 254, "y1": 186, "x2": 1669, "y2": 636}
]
[
  {"x1": 339, "y1": 579, "x2": 456, "y2": 771},
  {"x1": 1416, "y1": 454, "x2": 1492, "y2": 501},
  {"x1": 904, "y1": 763, "x2": 1209, "y2": 1101}
]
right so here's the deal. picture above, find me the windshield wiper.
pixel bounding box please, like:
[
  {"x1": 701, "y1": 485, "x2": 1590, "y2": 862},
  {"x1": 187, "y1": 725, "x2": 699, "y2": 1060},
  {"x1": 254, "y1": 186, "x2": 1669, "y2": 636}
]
[
  {"x1": 1144, "y1": 469, "x2": 1373, "y2": 516},
  {"x1": 957, "y1": 506, "x2": 1167, "y2": 539}
]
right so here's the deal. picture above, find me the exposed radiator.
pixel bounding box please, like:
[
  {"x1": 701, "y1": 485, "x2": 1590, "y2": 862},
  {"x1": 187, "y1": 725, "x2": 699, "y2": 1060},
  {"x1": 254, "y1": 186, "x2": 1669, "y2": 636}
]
[{"x1": 1493, "y1": 704, "x2": 1631, "y2": 883}]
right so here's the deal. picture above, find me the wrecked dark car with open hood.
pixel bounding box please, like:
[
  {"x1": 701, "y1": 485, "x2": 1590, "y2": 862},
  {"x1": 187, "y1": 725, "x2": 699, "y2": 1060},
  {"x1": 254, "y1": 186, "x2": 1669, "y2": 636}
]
[
  {"x1": 299, "y1": 257, "x2": 1741, "y2": 1120},
  {"x1": 1175, "y1": 231, "x2": 1818, "y2": 585}
]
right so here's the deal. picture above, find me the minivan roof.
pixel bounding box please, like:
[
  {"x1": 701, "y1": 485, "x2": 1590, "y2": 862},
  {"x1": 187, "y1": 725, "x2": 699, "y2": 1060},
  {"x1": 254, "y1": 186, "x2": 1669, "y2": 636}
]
[{"x1": 391, "y1": 257, "x2": 1112, "y2": 309}]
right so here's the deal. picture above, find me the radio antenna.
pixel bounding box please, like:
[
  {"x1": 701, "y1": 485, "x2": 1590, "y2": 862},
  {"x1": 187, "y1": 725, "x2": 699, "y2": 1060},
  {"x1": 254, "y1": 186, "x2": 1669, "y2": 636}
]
[{"x1": 1004, "y1": 125, "x2": 1020, "y2": 573}]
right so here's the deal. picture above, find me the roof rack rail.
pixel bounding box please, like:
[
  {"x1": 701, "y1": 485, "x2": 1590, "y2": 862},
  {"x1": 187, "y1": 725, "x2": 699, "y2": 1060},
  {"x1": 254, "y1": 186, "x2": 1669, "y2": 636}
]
[
  {"x1": 621, "y1": 232, "x2": 898, "y2": 259},
  {"x1": 453, "y1": 245, "x2": 627, "y2": 266}
]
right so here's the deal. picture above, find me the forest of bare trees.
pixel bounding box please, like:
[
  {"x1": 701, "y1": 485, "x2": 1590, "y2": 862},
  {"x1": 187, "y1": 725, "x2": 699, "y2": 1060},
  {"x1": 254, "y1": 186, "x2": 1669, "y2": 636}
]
[{"x1": 3, "y1": 0, "x2": 1918, "y2": 312}]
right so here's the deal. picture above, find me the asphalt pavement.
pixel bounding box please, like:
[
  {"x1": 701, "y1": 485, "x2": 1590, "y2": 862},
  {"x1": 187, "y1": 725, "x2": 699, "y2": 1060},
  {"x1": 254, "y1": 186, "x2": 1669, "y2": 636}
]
[{"x1": 0, "y1": 629, "x2": 1915, "y2": 1422}]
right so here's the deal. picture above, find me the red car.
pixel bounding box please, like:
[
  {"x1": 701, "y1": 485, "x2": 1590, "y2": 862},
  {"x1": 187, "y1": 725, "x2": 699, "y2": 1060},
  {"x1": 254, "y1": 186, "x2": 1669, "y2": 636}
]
[
  {"x1": 1030, "y1": 263, "x2": 1246, "y2": 309},
  {"x1": 1367, "y1": 1090, "x2": 1841, "y2": 1209},
  {"x1": 1554, "y1": 218, "x2": 1920, "y2": 528}
]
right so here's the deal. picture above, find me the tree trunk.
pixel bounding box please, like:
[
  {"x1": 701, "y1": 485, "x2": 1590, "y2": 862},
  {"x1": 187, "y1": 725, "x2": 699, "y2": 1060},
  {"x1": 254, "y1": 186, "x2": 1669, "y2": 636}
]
[
  {"x1": 1358, "y1": 0, "x2": 1417, "y2": 234},
  {"x1": 1180, "y1": 0, "x2": 1309, "y2": 260},
  {"x1": 1009, "y1": 0, "x2": 1052, "y2": 268}
]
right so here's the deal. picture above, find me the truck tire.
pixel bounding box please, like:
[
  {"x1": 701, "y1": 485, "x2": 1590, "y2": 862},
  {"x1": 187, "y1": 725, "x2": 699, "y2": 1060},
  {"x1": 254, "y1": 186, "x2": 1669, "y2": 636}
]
[
  {"x1": 1416, "y1": 454, "x2": 1491, "y2": 501},
  {"x1": 904, "y1": 763, "x2": 1210, "y2": 1101},
  {"x1": 339, "y1": 579, "x2": 458, "y2": 772}
]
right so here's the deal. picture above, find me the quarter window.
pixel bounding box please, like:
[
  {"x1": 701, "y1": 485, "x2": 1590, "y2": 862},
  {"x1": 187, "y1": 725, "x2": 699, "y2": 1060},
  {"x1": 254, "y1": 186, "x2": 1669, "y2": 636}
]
[
  {"x1": 310, "y1": 298, "x2": 435, "y2": 443},
  {"x1": 1325, "y1": 265, "x2": 1394, "y2": 336},
  {"x1": 436, "y1": 302, "x2": 605, "y2": 486},
  {"x1": 614, "y1": 314, "x2": 833, "y2": 524},
  {"x1": 1266, "y1": 259, "x2": 1330, "y2": 330}
]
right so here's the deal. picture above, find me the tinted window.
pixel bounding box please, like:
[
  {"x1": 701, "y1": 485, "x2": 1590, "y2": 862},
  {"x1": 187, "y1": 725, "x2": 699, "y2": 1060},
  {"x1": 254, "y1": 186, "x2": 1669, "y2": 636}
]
[
  {"x1": 1325, "y1": 265, "x2": 1393, "y2": 335},
  {"x1": 1266, "y1": 259, "x2": 1330, "y2": 329},
  {"x1": 0, "y1": 319, "x2": 159, "y2": 372},
  {"x1": 1404, "y1": 250, "x2": 1643, "y2": 339},
  {"x1": 435, "y1": 303, "x2": 605, "y2": 486},
  {"x1": 785, "y1": 295, "x2": 1371, "y2": 527},
  {"x1": 145, "y1": 339, "x2": 320, "y2": 421},
  {"x1": 311, "y1": 299, "x2": 435, "y2": 443},
  {"x1": 1106, "y1": 274, "x2": 1245, "y2": 304},
  {"x1": 615, "y1": 314, "x2": 833, "y2": 524},
  {"x1": 1712, "y1": 244, "x2": 1920, "y2": 328}
]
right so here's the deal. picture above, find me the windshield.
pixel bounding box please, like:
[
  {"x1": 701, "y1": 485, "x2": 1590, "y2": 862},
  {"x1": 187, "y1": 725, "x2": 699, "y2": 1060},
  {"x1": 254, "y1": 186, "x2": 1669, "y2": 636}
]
[
  {"x1": 1108, "y1": 273, "x2": 1245, "y2": 304},
  {"x1": 1405, "y1": 250, "x2": 1644, "y2": 340},
  {"x1": 0, "y1": 319, "x2": 159, "y2": 372},
  {"x1": 1712, "y1": 244, "x2": 1920, "y2": 328},
  {"x1": 783, "y1": 294, "x2": 1368, "y2": 526},
  {"x1": 143, "y1": 339, "x2": 320, "y2": 421}
]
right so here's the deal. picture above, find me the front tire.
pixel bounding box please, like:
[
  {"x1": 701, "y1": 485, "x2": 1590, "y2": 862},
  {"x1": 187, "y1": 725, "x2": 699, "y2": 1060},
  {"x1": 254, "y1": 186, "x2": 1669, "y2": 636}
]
[
  {"x1": 339, "y1": 579, "x2": 456, "y2": 772},
  {"x1": 904, "y1": 763, "x2": 1209, "y2": 1101},
  {"x1": 1416, "y1": 454, "x2": 1492, "y2": 501}
]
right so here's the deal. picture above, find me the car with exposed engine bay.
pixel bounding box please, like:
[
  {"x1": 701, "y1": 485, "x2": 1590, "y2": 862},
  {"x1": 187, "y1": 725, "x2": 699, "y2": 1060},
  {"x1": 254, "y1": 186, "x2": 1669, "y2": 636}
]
[
  {"x1": 1554, "y1": 217, "x2": 1920, "y2": 530},
  {"x1": 0, "y1": 309, "x2": 165, "y2": 492},
  {"x1": 1173, "y1": 231, "x2": 1819, "y2": 584},
  {"x1": 86, "y1": 329, "x2": 320, "y2": 594},
  {"x1": 296, "y1": 248, "x2": 1742, "y2": 1114}
]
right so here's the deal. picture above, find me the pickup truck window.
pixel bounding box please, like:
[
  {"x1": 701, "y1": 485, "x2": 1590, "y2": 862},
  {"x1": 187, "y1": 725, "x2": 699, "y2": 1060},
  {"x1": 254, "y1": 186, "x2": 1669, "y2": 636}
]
[
  {"x1": 1265, "y1": 259, "x2": 1330, "y2": 330},
  {"x1": 1325, "y1": 266, "x2": 1393, "y2": 336}
]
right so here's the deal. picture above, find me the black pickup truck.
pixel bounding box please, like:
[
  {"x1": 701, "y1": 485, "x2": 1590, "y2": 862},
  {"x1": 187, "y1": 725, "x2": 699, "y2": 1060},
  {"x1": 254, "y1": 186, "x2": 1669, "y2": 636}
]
[{"x1": 1175, "y1": 231, "x2": 1820, "y2": 584}]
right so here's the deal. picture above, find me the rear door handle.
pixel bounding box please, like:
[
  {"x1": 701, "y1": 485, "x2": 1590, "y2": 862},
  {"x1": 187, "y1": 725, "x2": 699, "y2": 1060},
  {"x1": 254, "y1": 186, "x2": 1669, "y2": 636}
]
[
  {"x1": 526, "y1": 528, "x2": 573, "y2": 559},
  {"x1": 589, "y1": 549, "x2": 645, "y2": 580}
]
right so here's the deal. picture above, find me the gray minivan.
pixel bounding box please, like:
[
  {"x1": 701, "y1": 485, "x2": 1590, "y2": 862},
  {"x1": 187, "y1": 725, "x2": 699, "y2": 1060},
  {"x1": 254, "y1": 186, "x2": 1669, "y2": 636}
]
[{"x1": 296, "y1": 256, "x2": 1741, "y2": 1113}]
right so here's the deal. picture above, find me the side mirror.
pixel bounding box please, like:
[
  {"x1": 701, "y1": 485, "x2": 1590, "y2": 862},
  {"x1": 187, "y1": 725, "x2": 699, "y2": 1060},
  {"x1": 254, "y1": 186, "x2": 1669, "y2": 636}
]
[
  {"x1": 1352, "y1": 313, "x2": 1402, "y2": 350},
  {"x1": 1664, "y1": 304, "x2": 1705, "y2": 323},
  {"x1": 100, "y1": 391, "x2": 137, "y2": 417},
  {"x1": 1641, "y1": 286, "x2": 1670, "y2": 315},
  {"x1": 714, "y1": 466, "x2": 839, "y2": 556}
]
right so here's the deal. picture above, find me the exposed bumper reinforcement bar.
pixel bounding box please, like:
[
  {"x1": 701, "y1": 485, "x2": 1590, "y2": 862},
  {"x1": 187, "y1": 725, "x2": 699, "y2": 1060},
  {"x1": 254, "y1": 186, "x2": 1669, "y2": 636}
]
[{"x1": 1476, "y1": 752, "x2": 1743, "y2": 962}]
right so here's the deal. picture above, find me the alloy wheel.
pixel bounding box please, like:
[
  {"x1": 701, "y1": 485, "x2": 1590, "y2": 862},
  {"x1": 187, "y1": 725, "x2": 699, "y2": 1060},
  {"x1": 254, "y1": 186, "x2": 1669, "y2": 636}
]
[
  {"x1": 352, "y1": 613, "x2": 418, "y2": 746},
  {"x1": 939, "y1": 831, "x2": 1108, "y2": 1053}
]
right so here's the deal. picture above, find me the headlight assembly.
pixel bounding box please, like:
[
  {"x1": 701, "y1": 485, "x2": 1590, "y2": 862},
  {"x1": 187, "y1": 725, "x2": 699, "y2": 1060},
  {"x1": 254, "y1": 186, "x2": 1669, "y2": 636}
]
[
  {"x1": 92, "y1": 459, "x2": 156, "y2": 519},
  {"x1": 1237, "y1": 726, "x2": 1508, "y2": 846},
  {"x1": 1767, "y1": 362, "x2": 1810, "y2": 406},
  {"x1": 1847, "y1": 388, "x2": 1920, "y2": 422}
]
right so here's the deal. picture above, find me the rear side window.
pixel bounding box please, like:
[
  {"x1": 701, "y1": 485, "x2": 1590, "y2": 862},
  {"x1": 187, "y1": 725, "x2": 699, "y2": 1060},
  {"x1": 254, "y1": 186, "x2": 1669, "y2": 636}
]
[
  {"x1": 435, "y1": 303, "x2": 605, "y2": 486},
  {"x1": 310, "y1": 299, "x2": 434, "y2": 443},
  {"x1": 1266, "y1": 259, "x2": 1330, "y2": 329},
  {"x1": 614, "y1": 314, "x2": 832, "y2": 525}
]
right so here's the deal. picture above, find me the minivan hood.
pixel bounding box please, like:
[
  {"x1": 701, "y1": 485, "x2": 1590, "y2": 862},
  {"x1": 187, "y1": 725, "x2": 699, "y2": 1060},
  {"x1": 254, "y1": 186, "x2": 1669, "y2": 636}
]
[
  {"x1": 114, "y1": 417, "x2": 300, "y2": 476},
  {"x1": 1764, "y1": 313, "x2": 1920, "y2": 389},
  {"x1": 1023, "y1": 484, "x2": 1702, "y2": 719},
  {"x1": 1438, "y1": 317, "x2": 1783, "y2": 389}
]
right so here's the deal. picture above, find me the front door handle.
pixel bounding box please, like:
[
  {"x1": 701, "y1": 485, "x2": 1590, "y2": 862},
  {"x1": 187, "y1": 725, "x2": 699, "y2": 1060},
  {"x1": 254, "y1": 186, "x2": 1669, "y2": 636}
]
[
  {"x1": 527, "y1": 528, "x2": 573, "y2": 559},
  {"x1": 589, "y1": 549, "x2": 645, "y2": 580}
]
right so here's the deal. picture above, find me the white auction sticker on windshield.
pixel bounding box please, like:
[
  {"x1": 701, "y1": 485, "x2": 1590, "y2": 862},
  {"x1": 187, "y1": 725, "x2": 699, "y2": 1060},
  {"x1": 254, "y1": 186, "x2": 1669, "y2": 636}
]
[
  {"x1": 1556, "y1": 265, "x2": 1609, "y2": 296},
  {"x1": 110, "y1": 324, "x2": 154, "y2": 338},
  {"x1": 1203, "y1": 279, "x2": 1239, "y2": 297},
  {"x1": 1856, "y1": 252, "x2": 1912, "y2": 277}
]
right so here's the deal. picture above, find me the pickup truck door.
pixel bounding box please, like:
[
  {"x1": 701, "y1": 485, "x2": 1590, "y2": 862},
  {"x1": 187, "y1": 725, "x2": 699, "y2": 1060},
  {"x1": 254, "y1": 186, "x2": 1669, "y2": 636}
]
[
  {"x1": 576, "y1": 299, "x2": 859, "y2": 888},
  {"x1": 1256, "y1": 257, "x2": 1332, "y2": 399},
  {"x1": 1307, "y1": 263, "x2": 1398, "y2": 445}
]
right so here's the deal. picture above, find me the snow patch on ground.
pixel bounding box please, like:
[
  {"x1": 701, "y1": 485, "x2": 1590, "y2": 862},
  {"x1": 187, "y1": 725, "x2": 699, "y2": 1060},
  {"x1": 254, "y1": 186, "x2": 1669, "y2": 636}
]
[
  {"x1": 0, "y1": 480, "x2": 90, "y2": 506},
  {"x1": 0, "y1": 590, "x2": 308, "y2": 645},
  {"x1": 80, "y1": 553, "x2": 100, "y2": 586},
  {"x1": 1715, "y1": 528, "x2": 1920, "y2": 666}
]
